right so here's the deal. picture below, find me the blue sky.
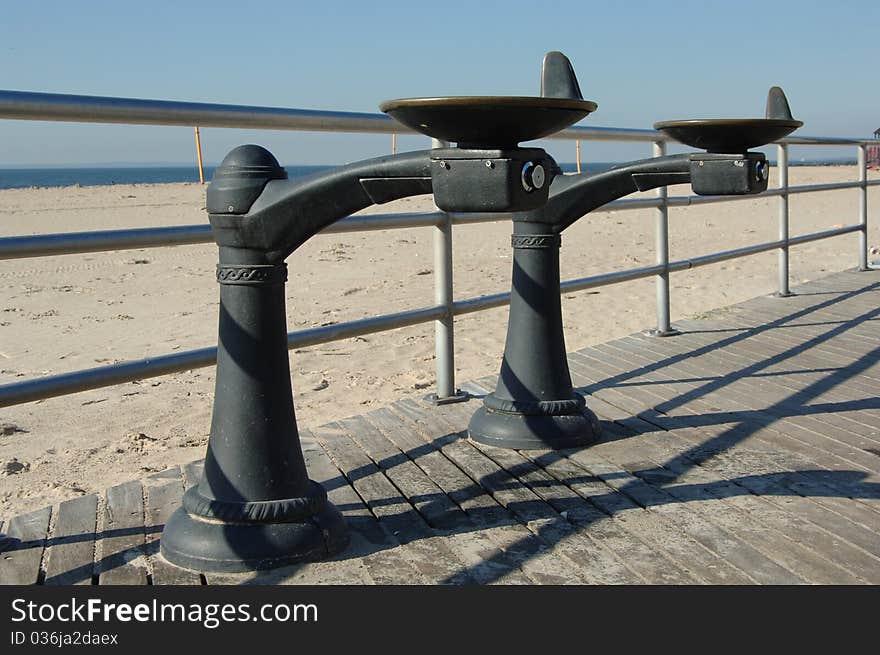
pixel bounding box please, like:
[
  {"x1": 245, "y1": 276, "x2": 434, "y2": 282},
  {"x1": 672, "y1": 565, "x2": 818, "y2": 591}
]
[{"x1": 1, "y1": 0, "x2": 877, "y2": 166}]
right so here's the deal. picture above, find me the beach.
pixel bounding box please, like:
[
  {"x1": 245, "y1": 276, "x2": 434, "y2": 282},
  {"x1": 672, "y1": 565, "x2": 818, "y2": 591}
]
[{"x1": 1, "y1": 164, "x2": 878, "y2": 519}]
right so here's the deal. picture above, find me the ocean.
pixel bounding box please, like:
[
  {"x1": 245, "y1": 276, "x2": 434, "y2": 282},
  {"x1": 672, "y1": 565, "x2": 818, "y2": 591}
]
[
  {"x1": 0, "y1": 165, "x2": 333, "y2": 190},
  {"x1": 0, "y1": 159, "x2": 854, "y2": 191}
]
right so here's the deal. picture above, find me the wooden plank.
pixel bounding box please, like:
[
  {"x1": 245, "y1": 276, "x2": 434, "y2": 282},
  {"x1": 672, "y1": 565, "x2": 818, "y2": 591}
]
[
  {"x1": 338, "y1": 415, "x2": 472, "y2": 531},
  {"x1": 745, "y1": 305, "x2": 880, "y2": 330},
  {"x1": 525, "y1": 447, "x2": 754, "y2": 584},
  {"x1": 398, "y1": 399, "x2": 646, "y2": 584},
  {"x1": 228, "y1": 559, "x2": 375, "y2": 585},
  {"x1": 644, "y1": 328, "x2": 880, "y2": 449},
  {"x1": 686, "y1": 313, "x2": 880, "y2": 382},
  {"x1": 725, "y1": 296, "x2": 880, "y2": 331},
  {"x1": 438, "y1": 398, "x2": 711, "y2": 584},
  {"x1": 366, "y1": 406, "x2": 551, "y2": 584},
  {"x1": 471, "y1": 441, "x2": 705, "y2": 584},
  {"x1": 300, "y1": 432, "x2": 428, "y2": 585},
  {"x1": 98, "y1": 480, "x2": 147, "y2": 585},
  {"x1": 630, "y1": 320, "x2": 876, "y2": 392},
  {"x1": 677, "y1": 303, "x2": 880, "y2": 375},
  {"x1": 566, "y1": 446, "x2": 806, "y2": 584},
  {"x1": 751, "y1": 321, "x2": 880, "y2": 366},
  {"x1": 707, "y1": 357, "x2": 880, "y2": 445},
  {"x1": 734, "y1": 291, "x2": 870, "y2": 316},
  {"x1": 390, "y1": 399, "x2": 619, "y2": 584},
  {"x1": 564, "y1": 354, "x2": 880, "y2": 584},
  {"x1": 314, "y1": 422, "x2": 475, "y2": 585},
  {"x1": 602, "y1": 336, "x2": 880, "y2": 471},
  {"x1": 0, "y1": 506, "x2": 51, "y2": 585},
  {"x1": 366, "y1": 406, "x2": 506, "y2": 522},
  {"x1": 592, "y1": 344, "x2": 880, "y2": 524},
  {"x1": 604, "y1": 336, "x2": 880, "y2": 513},
  {"x1": 665, "y1": 427, "x2": 880, "y2": 574},
  {"x1": 569, "y1": 460, "x2": 770, "y2": 585},
  {"x1": 712, "y1": 327, "x2": 878, "y2": 389},
  {"x1": 568, "y1": 352, "x2": 659, "y2": 418},
  {"x1": 582, "y1": 426, "x2": 867, "y2": 584},
  {"x1": 147, "y1": 466, "x2": 185, "y2": 482},
  {"x1": 44, "y1": 494, "x2": 98, "y2": 585},
  {"x1": 339, "y1": 414, "x2": 533, "y2": 584},
  {"x1": 666, "y1": 470, "x2": 876, "y2": 583},
  {"x1": 143, "y1": 474, "x2": 202, "y2": 585},
  {"x1": 182, "y1": 459, "x2": 204, "y2": 490},
  {"x1": 652, "y1": 404, "x2": 876, "y2": 525},
  {"x1": 708, "y1": 336, "x2": 880, "y2": 415},
  {"x1": 574, "y1": 343, "x2": 879, "y2": 486},
  {"x1": 459, "y1": 380, "x2": 490, "y2": 397}
]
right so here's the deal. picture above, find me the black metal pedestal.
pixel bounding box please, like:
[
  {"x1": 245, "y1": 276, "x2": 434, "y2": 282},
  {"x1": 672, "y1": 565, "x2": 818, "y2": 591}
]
[
  {"x1": 161, "y1": 250, "x2": 347, "y2": 572},
  {"x1": 468, "y1": 223, "x2": 601, "y2": 450}
]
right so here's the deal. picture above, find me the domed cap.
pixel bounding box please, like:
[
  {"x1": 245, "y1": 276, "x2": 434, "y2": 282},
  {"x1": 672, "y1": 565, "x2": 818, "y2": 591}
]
[
  {"x1": 207, "y1": 145, "x2": 287, "y2": 215},
  {"x1": 216, "y1": 144, "x2": 284, "y2": 174}
]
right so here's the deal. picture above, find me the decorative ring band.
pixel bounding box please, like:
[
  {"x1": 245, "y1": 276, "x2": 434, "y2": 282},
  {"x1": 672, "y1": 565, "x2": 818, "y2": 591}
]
[
  {"x1": 510, "y1": 234, "x2": 561, "y2": 249},
  {"x1": 216, "y1": 263, "x2": 288, "y2": 285},
  {"x1": 183, "y1": 481, "x2": 327, "y2": 523},
  {"x1": 483, "y1": 392, "x2": 586, "y2": 416}
]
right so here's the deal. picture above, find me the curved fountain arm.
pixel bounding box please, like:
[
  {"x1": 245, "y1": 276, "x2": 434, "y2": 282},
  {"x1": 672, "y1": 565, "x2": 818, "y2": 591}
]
[
  {"x1": 208, "y1": 150, "x2": 433, "y2": 261},
  {"x1": 516, "y1": 154, "x2": 692, "y2": 233}
]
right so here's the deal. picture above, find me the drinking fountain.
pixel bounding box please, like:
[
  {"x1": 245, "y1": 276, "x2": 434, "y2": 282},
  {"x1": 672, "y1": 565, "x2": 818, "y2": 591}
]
[
  {"x1": 160, "y1": 52, "x2": 596, "y2": 572},
  {"x1": 160, "y1": 49, "x2": 800, "y2": 572},
  {"x1": 465, "y1": 81, "x2": 802, "y2": 451}
]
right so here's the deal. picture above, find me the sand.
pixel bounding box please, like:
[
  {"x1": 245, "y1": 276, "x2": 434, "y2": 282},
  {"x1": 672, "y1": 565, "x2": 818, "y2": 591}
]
[{"x1": 1, "y1": 164, "x2": 879, "y2": 518}]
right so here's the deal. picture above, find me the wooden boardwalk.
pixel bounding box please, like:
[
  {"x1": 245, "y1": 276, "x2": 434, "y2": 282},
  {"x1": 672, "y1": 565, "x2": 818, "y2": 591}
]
[{"x1": 2, "y1": 269, "x2": 879, "y2": 585}]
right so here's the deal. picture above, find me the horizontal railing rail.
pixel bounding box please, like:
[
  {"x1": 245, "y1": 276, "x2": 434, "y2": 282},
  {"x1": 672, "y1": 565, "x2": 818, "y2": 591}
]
[
  {"x1": 0, "y1": 305, "x2": 449, "y2": 408},
  {"x1": 3, "y1": 182, "x2": 878, "y2": 261},
  {"x1": 1, "y1": 89, "x2": 877, "y2": 145},
  {"x1": 0, "y1": 212, "x2": 448, "y2": 260},
  {"x1": 0, "y1": 89, "x2": 876, "y2": 408}
]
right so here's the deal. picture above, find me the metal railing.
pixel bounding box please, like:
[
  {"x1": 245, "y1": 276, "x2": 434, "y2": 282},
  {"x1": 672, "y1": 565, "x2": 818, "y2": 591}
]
[{"x1": 1, "y1": 89, "x2": 878, "y2": 408}]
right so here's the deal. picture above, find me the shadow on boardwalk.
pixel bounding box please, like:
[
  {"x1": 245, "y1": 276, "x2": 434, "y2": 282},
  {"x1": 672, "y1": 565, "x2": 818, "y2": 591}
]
[{"x1": 2, "y1": 271, "x2": 879, "y2": 584}]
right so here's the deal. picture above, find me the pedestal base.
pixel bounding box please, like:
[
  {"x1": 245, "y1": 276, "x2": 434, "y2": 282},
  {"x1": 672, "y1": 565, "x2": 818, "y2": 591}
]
[
  {"x1": 160, "y1": 502, "x2": 348, "y2": 573},
  {"x1": 424, "y1": 390, "x2": 470, "y2": 406},
  {"x1": 468, "y1": 405, "x2": 601, "y2": 450},
  {"x1": 645, "y1": 327, "x2": 682, "y2": 337}
]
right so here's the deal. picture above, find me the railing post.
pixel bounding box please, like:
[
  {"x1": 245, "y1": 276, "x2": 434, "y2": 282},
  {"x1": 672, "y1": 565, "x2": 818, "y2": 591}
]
[
  {"x1": 776, "y1": 143, "x2": 793, "y2": 295},
  {"x1": 429, "y1": 138, "x2": 467, "y2": 404},
  {"x1": 858, "y1": 144, "x2": 870, "y2": 271},
  {"x1": 650, "y1": 140, "x2": 677, "y2": 336}
]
